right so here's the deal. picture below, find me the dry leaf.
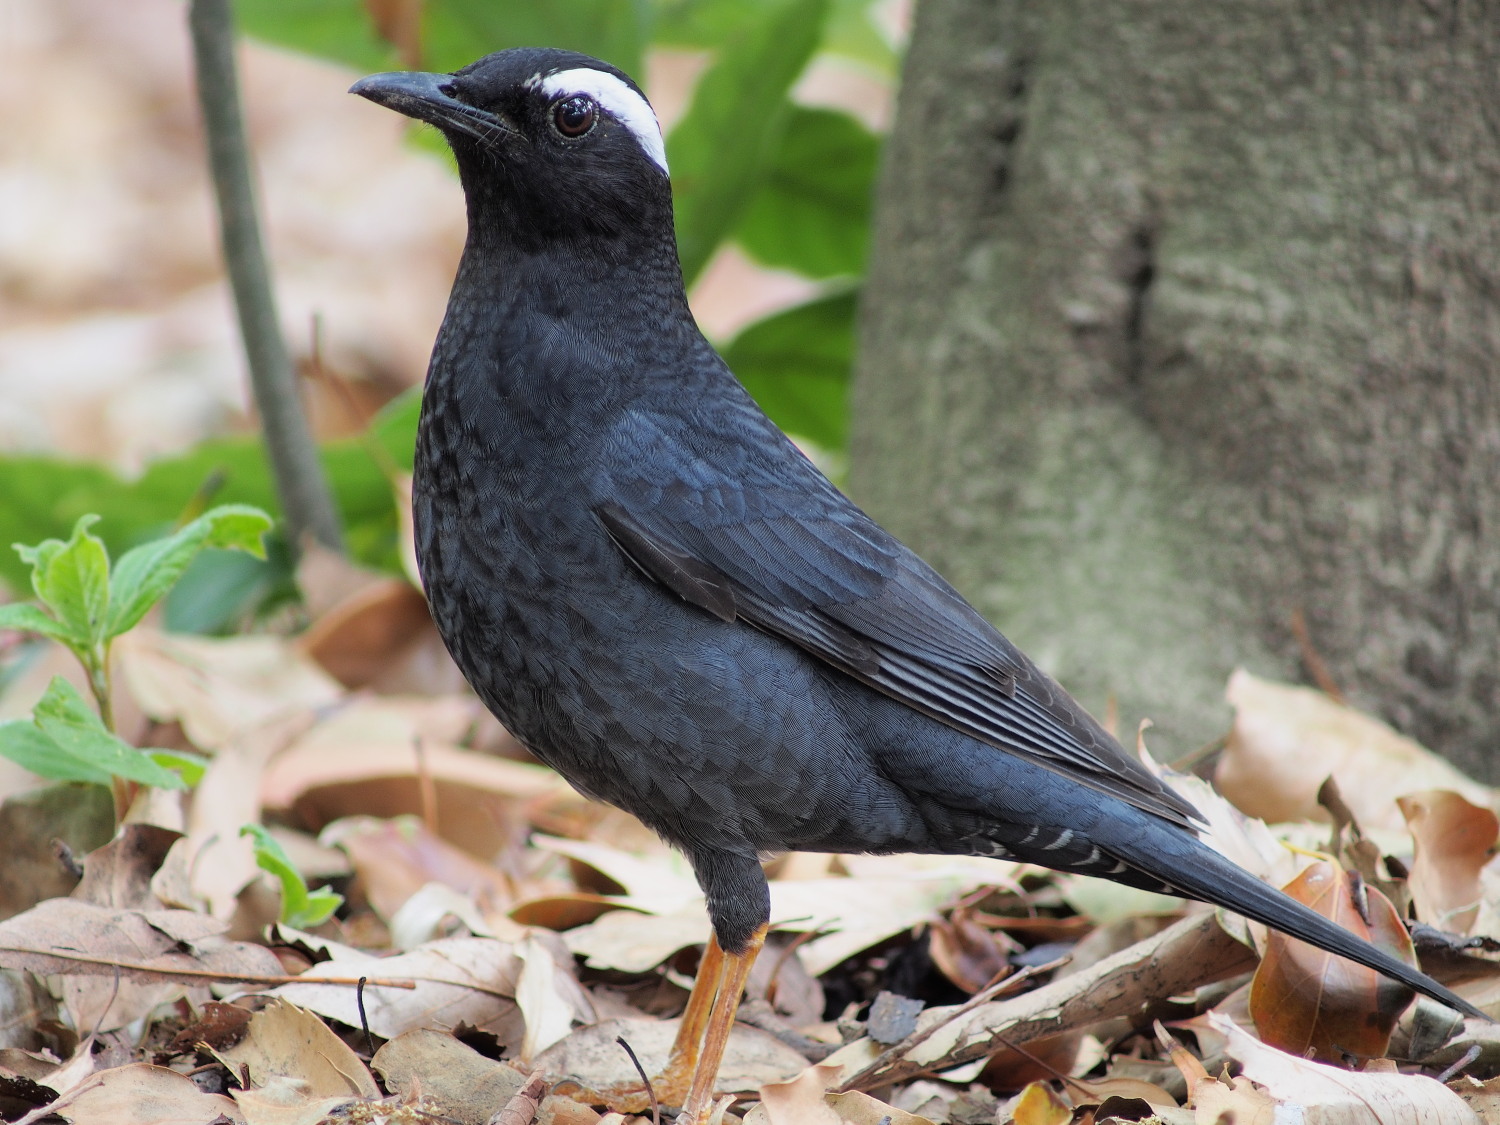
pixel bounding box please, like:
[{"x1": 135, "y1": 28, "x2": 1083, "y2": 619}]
[
  {"x1": 372, "y1": 1028, "x2": 531, "y2": 1125},
  {"x1": 1218, "y1": 671, "x2": 1494, "y2": 832},
  {"x1": 928, "y1": 905, "x2": 1014, "y2": 993},
  {"x1": 0, "y1": 898, "x2": 283, "y2": 1031},
  {"x1": 228, "y1": 1074, "x2": 363, "y2": 1125},
  {"x1": 1213, "y1": 1012, "x2": 1481, "y2": 1123},
  {"x1": 1006, "y1": 1081, "x2": 1070, "y2": 1125},
  {"x1": 213, "y1": 998, "x2": 379, "y2": 1099},
  {"x1": 116, "y1": 629, "x2": 342, "y2": 751},
  {"x1": 537, "y1": 1016, "x2": 806, "y2": 1097},
  {"x1": 515, "y1": 933, "x2": 588, "y2": 1062},
  {"x1": 270, "y1": 936, "x2": 526, "y2": 1040},
  {"x1": 1399, "y1": 791, "x2": 1499, "y2": 936},
  {"x1": 1249, "y1": 858, "x2": 1416, "y2": 1062},
  {"x1": 264, "y1": 697, "x2": 566, "y2": 860},
  {"x1": 22, "y1": 1062, "x2": 245, "y2": 1125},
  {"x1": 321, "y1": 814, "x2": 514, "y2": 924},
  {"x1": 298, "y1": 577, "x2": 465, "y2": 695},
  {"x1": 755, "y1": 1061, "x2": 844, "y2": 1125},
  {"x1": 565, "y1": 908, "x2": 709, "y2": 974}
]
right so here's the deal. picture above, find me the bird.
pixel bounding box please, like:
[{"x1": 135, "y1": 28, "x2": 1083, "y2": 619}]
[{"x1": 351, "y1": 48, "x2": 1483, "y2": 1121}]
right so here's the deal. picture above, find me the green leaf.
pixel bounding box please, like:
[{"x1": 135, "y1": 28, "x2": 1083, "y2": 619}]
[
  {"x1": 721, "y1": 288, "x2": 857, "y2": 450},
  {"x1": 32, "y1": 678, "x2": 186, "y2": 790},
  {"x1": 424, "y1": 0, "x2": 650, "y2": 77},
  {"x1": 734, "y1": 106, "x2": 877, "y2": 279},
  {"x1": 0, "y1": 720, "x2": 114, "y2": 785},
  {"x1": 17, "y1": 516, "x2": 111, "y2": 649},
  {"x1": 241, "y1": 824, "x2": 343, "y2": 929},
  {"x1": 105, "y1": 505, "x2": 272, "y2": 638},
  {"x1": 0, "y1": 604, "x2": 74, "y2": 646},
  {"x1": 0, "y1": 424, "x2": 402, "y2": 602},
  {"x1": 668, "y1": 0, "x2": 832, "y2": 285},
  {"x1": 146, "y1": 749, "x2": 209, "y2": 788},
  {"x1": 237, "y1": 0, "x2": 395, "y2": 72}
]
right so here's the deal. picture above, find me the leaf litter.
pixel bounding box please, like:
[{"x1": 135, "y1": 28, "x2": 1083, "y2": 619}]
[{"x1": 1, "y1": 563, "x2": 1500, "y2": 1125}]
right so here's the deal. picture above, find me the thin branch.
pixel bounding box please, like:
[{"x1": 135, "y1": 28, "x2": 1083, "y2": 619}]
[{"x1": 188, "y1": 0, "x2": 344, "y2": 556}]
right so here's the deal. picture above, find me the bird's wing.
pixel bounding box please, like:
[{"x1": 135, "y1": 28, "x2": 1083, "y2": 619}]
[{"x1": 598, "y1": 404, "x2": 1202, "y2": 829}]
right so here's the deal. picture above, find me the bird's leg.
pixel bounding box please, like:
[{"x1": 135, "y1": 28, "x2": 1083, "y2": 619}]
[
  {"x1": 677, "y1": 923, "x2": 767, "y2": 1124},
  {"x1": 550, "y1": 934, "x2": 732, "y2": 1113},
  {"x1": 653, "y1": 931, "x2": 727, "y2": 1093}
]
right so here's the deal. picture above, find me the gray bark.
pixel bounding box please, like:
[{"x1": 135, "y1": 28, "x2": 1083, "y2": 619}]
[{"x1": 851, "y1": 0, "x2": 1500, "y2": 776}]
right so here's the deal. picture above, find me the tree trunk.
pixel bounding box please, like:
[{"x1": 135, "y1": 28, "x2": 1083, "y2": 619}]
[{"x1": 851, "y1": 0, "x2": 1500, "y2": 776}]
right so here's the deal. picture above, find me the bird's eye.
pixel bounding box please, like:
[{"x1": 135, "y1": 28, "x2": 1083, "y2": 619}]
[{"x1": 552, "y1": 96, "x2": 597, "y2": 138}]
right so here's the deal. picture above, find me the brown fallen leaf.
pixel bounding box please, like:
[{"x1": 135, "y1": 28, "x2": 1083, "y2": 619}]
[
  {"x1": 373, "y1": 1028, "x2": 531, "y2": 1125},
  {"x1": 1217, "y1": 671, "x2": 1494, "y2": 832},
  {"x1": 71, "y1": 823, "x2": 179, "y2": 909},
  {"x1": 0, "y1": 898, "x2": 284, "y2": 1032},
  {"x1": 754, "y1": 1062, "x2": 843, "y2": 1125},
  {"x1": 212, "y1": 997, "x2": 379, "y2": 1099},
  {"x1": 14, "y1": 1062, "x2": 244, "y2": 1125},
  {"x1": 322, "y1": 814, "x2": 515, "y2": 924},
  {"x1": 1213, "y1": 1011, "x2": 1481, "y2": 1123},
  {"x1": 116, "y1": 628, "x2": 343, "y2": 752},
  {"x1": 1004, "y1": 1081, "x2": 1071, "y2": 1125},
  {"x1": 298, "y1": 576, "x2": 467, "y2": 695},
  {"x1": 1249, "y1": 858, "x2": 1416, "y2": 1063},
  {"x1": 228, "y1": 1075, "x2": 365, "y2": 1125},
  {"x1": 263, "y1": 696, "x2": 567, "y2": 860},
  {"x1": 928, "y1": 904, "x2": 1014, "y2": 993},
  {"x1": 537, "y1": 1016, "x2": 807, "y2": 1098},
  {"x1": 1399, "y1": 791, "x2": 1499, "y2": 936},
  {"x1": 270, "y1": 936, "x2": 529, "y2": 1041}
]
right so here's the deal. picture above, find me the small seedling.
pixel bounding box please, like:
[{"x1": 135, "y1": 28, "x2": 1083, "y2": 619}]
[
  {"x1": 0, "y1": 505, "x2": 271, "y2": 815},
  {"x1": 241, "y1": 823, "x2": 343, "y2": 929}
]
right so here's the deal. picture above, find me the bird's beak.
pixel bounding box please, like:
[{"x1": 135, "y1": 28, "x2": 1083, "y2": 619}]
[{"x1": 350, "y1": 70, "x2": 519, "y2": 142}]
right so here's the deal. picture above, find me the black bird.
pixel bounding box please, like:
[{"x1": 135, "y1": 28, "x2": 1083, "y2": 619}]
[{"x1": 352, "y1": 49, "x2": 1482, "y2": 1119}]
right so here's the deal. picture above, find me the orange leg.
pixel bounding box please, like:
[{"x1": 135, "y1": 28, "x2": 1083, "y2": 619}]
[
  {"x1": 677, "y1": 924, "x2": 767, "y2": 1124},
  {"x1": 553, "y1": 930, "x2": 750, "y2": 1115},
  {"x1": 653, "y1": 932, "x2": 727, "y2": 1097}
]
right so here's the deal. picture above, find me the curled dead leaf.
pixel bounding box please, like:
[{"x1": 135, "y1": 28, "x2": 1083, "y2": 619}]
[
  {"x1": 1249, "y1": 858, "x2": 1416, "y2": 1063},
  {"x1": 1218, "y1": 671, "x2": 1493, "y2": 832},
  {"x1": 1399, "y1": 791, "x2": 1499, "y2": 936}
]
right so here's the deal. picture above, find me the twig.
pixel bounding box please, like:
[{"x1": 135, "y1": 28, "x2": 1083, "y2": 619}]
[
  {"x1": 835, "y1": 958, "x2": 1060, "y2": 1092},
  {"x1": 0, "y1": 946, "x2": 416, "y2": 987},
  {"x1": 615, "y1": 1036, "x2": 660, "y2": 1125},
  {"x1": 187, "y1": 0, "x2": 344, "y2": 556},
  {"x1": 488, "y1": 1069, "x2": 548, "y2": 1125},
  {"x1": 1290, "y1": 607, "x2": 1344, "y2": 702},
  {"x1": 834, "y1": 910, "x2": 1257, "y2": 1092}
]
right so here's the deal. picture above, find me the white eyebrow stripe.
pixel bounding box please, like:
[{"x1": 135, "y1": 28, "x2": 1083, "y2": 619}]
[{"x1": 538, "y1": 68, "x2": 668, "y2": 174}]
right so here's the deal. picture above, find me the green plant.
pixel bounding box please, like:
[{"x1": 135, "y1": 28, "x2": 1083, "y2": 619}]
[
  {"x1": 0, "y1": 505, "x2": 272, "y2": 815},
  {"x1": 241, "y1": 823, "x2": 344, "y2": 928}
]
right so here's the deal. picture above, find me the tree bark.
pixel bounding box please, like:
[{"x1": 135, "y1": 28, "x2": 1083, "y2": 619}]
[{"x1": 851, "y1": 0, "x2": 1500, "y2": 776}]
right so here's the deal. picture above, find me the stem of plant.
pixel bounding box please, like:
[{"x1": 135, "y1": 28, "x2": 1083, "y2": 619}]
[
  {"x1": 86, "y1": 648, "x2": 130, "y2": 823},
  {"x1": 187, "y1": 0, "x2": 345, "y2": 557}
]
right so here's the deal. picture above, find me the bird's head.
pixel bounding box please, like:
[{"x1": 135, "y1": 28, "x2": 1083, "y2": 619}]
[{"x1": 352, "y1": 48, "x2": 671, "y2": 251}]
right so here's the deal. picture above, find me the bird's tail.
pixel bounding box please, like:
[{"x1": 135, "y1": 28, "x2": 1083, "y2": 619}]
[{"x1": 1111, "y1": 827, "x2": 1486, "y2": 1020}]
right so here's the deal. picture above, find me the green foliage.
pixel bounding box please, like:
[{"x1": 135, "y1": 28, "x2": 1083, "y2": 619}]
[
  {"x1": 723, "y1": 288, "x2": 856, "y2": 451},
  {"x1": 0, "y1": 506, "x2": 270, "y2": 792},
  {"x1": 241, "y1": 823, "x2": 344, "y2": 929},
  {"x1": 734, "y1": 107, "x2": 877, "y2": 280},
  {"x1": 667, "y1": 0, "x2": 831, "y2": 285},
  {"x1": 0, "y1": 678, "x2": 187, "y2": 789}
]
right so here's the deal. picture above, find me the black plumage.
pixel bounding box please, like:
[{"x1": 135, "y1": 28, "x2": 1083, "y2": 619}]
[{"x1": 351, "y1": 47, "x2": 1482, "y2": 1106}]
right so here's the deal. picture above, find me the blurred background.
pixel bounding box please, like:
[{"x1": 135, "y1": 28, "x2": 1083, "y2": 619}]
[{"x1": 4, "y1": 0, "x2": 1496, "y2": 779}]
